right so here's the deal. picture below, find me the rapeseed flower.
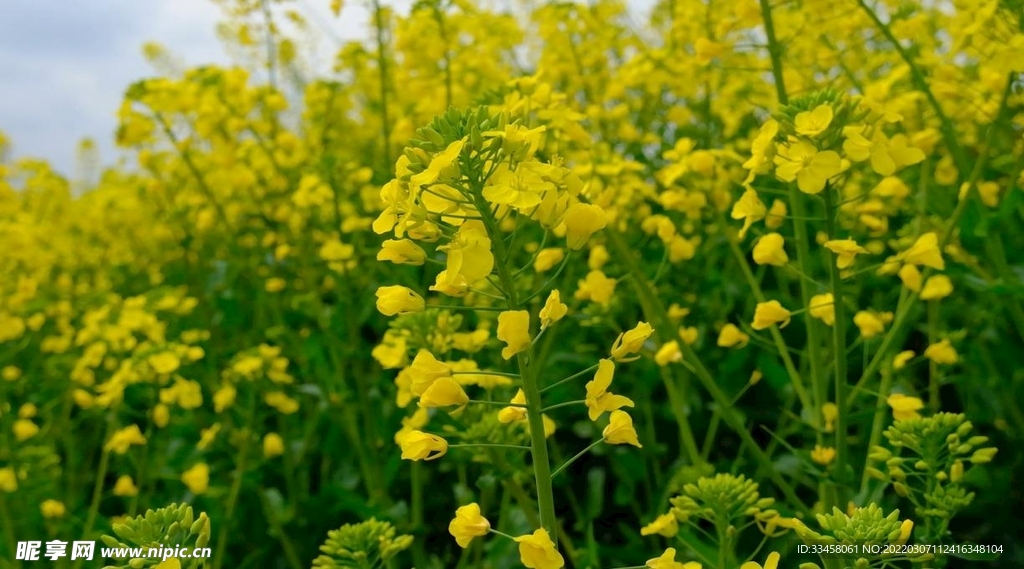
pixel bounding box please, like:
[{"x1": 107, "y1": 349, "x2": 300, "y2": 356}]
[
  {"x1": 449, "y1": 503, "x2": 490, "y2": 548},
  {"x1": 585, "y1": 359, "x2": 634, "y2": 421},
  {"x1": 603, "y1": 410, "x2": 642, "y2": 447},
  {"x1": 514, "y1": 529, "x2": 564, "y2": 569}
]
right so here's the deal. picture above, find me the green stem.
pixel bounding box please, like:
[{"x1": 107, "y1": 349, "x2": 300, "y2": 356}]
[
  {"x1": 659, "y1": 365, "x2": 702, "y2": 466},
  {"x1": 927, "y1": 301, "x2": 940, "y2": 413},
  {"x1": 410, "y1": 462, "x2": 427, "y2": 568},
  {"x1": 0, "y1": 494, "x2": 17, "y2": 568},
  {"x1": 551, "y1": 438, "x2": 604, "y2": 479},
  {"x1": 860, "y1": 364, "x2": 895, "y2": 495},
  {"x1": 213, "y1": 398, "x2": 257, "y2": 569},
  {"x1": 449, "y1": 443, "x2": 531, "y2": 450},
  {"x1": 470, "y1": 190, "x2": 558, "y2": 537},
  {"x1": 823, "y1": 189, "x2": 850, "y2": 497},
  {"x1": 371, "y1": 0, "x2": 392, "y2": 170},
  {"x1": 540, "y1": 400, "x2": 584, "y2": 413},
  {"x1": 540, "y1": 363, "x2": 600, "y2": 393},
  {"x1": 81, "y1": 417, "x2": 114, "y2": 542},
  {"x1": 259, "y1": 488, "x2": 302, "y2": 569}
]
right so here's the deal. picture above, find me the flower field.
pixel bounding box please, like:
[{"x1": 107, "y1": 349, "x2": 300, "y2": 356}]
[{"x1": 1, "y1": 0, "x2": 1023, "y2": 568}]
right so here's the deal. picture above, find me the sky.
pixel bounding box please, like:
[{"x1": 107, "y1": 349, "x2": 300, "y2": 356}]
[{"x1": 0, "y1": 0, "x2": 397, "y2": 177}]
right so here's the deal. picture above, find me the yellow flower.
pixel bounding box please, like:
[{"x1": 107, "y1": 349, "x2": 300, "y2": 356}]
[
  {"x1": 655, "y1": 341, "x2": 682, "y2": 366},
  {"x1": 743, "y1": 120, "x2": 778, "y2": 181},
  {"x1": 419, "y1": 377, "x2": 469, "y2": 408},
  {"x1": 105, "y1": 425, "x2": 147, "y2": 454},
  {"x1": 149, "y1": 352, "x2": 181, "y2": 375},
  {"x1": 717, "y1": 324, "x2": 749, "y2": 348},
  {"x1": 113, "y1": 475, "x2": 139, "y2": 497},
  {"x1": 898, "y1": 264, "x2": 922, "y2": 292},
  {"x1": 1, "y1": 366, "x2": 21, "y2": 381},
  {"x1": 694, "y1": 37, "x2": 722, "y2": 65},
  {"x1": 12, "y1": 419, "x2": 37, "y2": 442},
  {"x1": 197, "y1": 423, "x2": 221, "y2": 450},
  {"x1": 960, "y1": 181, "x2": 1001, "y2": 208},
  {"x1": 610, "y1": 322, "x2": 654, "y2": 361},
  {"x1": 263, "y1": 433, "x2": 285, "y2": 458},
  {"x1": 893, "y1": 350, "x2": 915, "y2": 370},
  {"x1": 811, "y1": 445, "x2": 837, "y2": 465},
  {"x1": 869, "y1": 133, "x2": 925, "y2": 176},
  {"x1": 900, "y1": 232, "x2": 945, "y2": 270},
  {"x1": 575, "y1": 270, "x2": 616, "y2": 305},
  {"x1": 794, "y1": 104, "x2": 834, "y2": 137},
  {"x1": 441, "y1": 221, "x2": 495, "y2": 286},
  {"x1": 646, "y1": 547, "x2": 700, "y2": 569},
  {"x1": 375, "y1": 286, "x2": 425, "y2": 316},
  {"x1": 824, "y1": 239, "x2": 870, "y2": 269},
  {"x1": 753, "y1": 233, "x2": 788, "y2": 266},
  {"x1": 535, "y1": 248, "x2": 565, "y2": 272},
  {"x1": 448, "y1": 503, "x2": 490, "y2": 548},
  {"x1": 543, "y1": 414, "x2": 557, "y2": 438},
  {"x1": 765, "y1": 199, "x2": 787, "y2": 229},
  {"x1": 539, "y1": 290, "x2": 568, "y2": 330},
  {"x1": 153, "y1": 404, "x2": 171, "y2": 428},
  {"x1": 213, "y1": 385, "x2": 236, "y2": 413},
  {"x1": 924, "y1": 339, "x2": 958, "y2": 364},
  {"x1": 774, "y1": 140, "x2": 843, "y2": 194},
  {"x1": 408, "y1": 350, "x2": 453, "y2": 396},
  {"x1": 588, "y1": 245, "x2": 609, "y2": 269},
  {"x1": 411, "y1": 139, "x2": 465, "y2": 187},
  {"x1": 919, "y1": 275, "x2": 953, "y2": 300},
  {"x1": 498, "y1": 389, "x2": 528, "y2": 423},
  {"x1": 752, "y1": 301, "x2": 790, "y2": 330},
  {"x1": 603, "y1": 410, "x2": 642, "y2": 447},
  {"x1": 514, "y1": 529, "x2": 564, "y2": 569},
  {"x1": 731, "y1": 187, "x2": 766, "y2": 237},
  {"x1": 887, "y1": 393, "x2": 924, "y2": 420},
  {"x1": 0, "y1": 467, "x2": 16, "y2": 492},
  {"x1": 741, "y1": 551, "x2": 780, "y2": 569},
  {"x1": 153, "y1": 559, "x2": 182, "y2": 569},
  {"x1": 265, "y1": 277, "x2": 286, "y2": 293},
  {"x1": 821, "y1": 402, "x2": 838, "y2": 432},
  {"x1": 399, "y1": 430, "x2": 448, "y2": 461},
  {"x1": 40, "y1": 500, "x2": 66, "y2": 519},
  {"x1": 181, "y1": 463, "x2": 209, "y2": 494},
  {"x1": 377, "y1": 239, "x2": 427, "y2": 265},
  {"x1": 562, "y1": 203, "x2": 607, "y2": 250},
  {"x1": 853, "y1": 311, "x2": 890, "y2": 338},
  {"x1": 585, "y1": 359, "x2": 635, "y2": 421},
  {"x1": 808, "y1": 293, "x2": 835, "y2": 326},
  {"x1": 640, "y1": 513, "x2": 678, "y2": 537},
  {"x1": 264, "y1": 392, "x2": 299, "y2": 414},
  {"x1": 497, "y1": 310, "x2": 531, "y2": 360}
]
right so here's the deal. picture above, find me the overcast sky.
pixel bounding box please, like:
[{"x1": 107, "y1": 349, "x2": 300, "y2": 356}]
[{"x1": 0, "y1": 0, "x2": 397, "y2": 176}]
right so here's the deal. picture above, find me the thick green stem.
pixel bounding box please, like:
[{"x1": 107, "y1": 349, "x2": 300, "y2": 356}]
[
  {"x1": 470, "y1": 191, "x2": 558, "y2": 537},
  {"x1": 371, "y1": 0, "x2": 393, "y2": 169}
]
